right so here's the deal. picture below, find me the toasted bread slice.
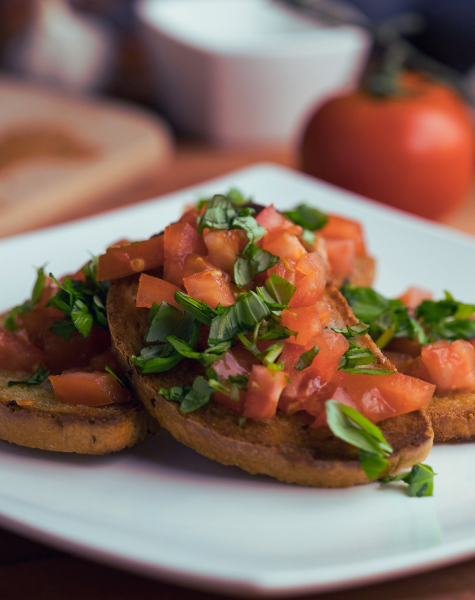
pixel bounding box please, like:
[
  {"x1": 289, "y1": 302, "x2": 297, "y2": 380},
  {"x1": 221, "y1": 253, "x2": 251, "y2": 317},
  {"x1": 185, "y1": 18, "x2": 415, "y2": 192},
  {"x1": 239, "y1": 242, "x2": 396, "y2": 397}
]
[
  {"x1": 0, "y1": 368, "x2": 159, "y2": 454},
  {"x1": 425, "y1": 392, "x2": 475, "y2": 443},
  {"x1": 107, "y1": 276, "x2": 433, "y2": 487}
]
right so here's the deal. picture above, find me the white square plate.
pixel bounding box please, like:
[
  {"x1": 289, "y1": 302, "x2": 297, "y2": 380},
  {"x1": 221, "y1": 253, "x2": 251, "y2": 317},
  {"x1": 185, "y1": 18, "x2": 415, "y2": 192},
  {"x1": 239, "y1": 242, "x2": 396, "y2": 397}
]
[{"x1": 1, "y1": 164, "x2": 475, "y2": 597}]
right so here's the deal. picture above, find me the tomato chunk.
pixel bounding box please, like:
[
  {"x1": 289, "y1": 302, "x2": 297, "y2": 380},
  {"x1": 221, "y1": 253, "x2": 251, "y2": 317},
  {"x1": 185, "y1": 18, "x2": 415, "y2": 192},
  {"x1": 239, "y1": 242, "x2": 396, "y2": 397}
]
[
  {"x1": 96, "y1": 236, "x2": 164, "y2": 281},
  {"x1": 49, "y1": 372, "x2": 131, "y2": 406},
  {"x1": 256, "y1": 205, "x2": 299, "y2": 233},
  {"x1": 321, "y1": 215, "x2": 366, "y2": 256},
  {"x1": 398, "y1": 287, "x2": 433, "y2": 309},
  {"x1": 281, "y1": 306, "x2": 322, "y2": 346},
  {"x1": 183, "y1": 270, "x2": 235, "y2": 308},
  {"x1": 164, "y1": 222, "x2": 206, "y2": 261},
  {"x1": 136, "y1": 274, "x2": 182, "y2": 310},
  {"x1": 0, "y1": 328, "x2": 46, "y2": 373},
  {"x1": 178, "y1": 207, "x2": 198, "y2": 229},
  {"x1": 261, "y1": 230, "x2": 306, "y2": 262},
  {"x1": 326, "y1": 239, "x2": 356, "y2": 277},
  {"x1": 289, "y1": 253, "x2": 327, "y2": 308},
  {"x1": 204, "y1": 230, "x2": 244, "y2": 275},
  {"x1": 421, "y1": 339, "x2": 475, "y2": 394},
  {"x1": 331, "y1": 371, "x2": 435, "y2": 422},
  {"x1": 266, "y1": 258, "x2": 298, "y2": 285},
  {"x1": 243, "y1": 365, "x2": 288, "y2": 419}
]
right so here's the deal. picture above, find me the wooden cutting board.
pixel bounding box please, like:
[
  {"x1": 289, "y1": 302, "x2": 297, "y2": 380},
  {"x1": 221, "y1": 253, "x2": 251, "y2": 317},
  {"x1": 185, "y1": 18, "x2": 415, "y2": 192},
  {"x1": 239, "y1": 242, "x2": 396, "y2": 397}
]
[{"x1": 0, "y1": 77, "x2": 173, "y2": 238}]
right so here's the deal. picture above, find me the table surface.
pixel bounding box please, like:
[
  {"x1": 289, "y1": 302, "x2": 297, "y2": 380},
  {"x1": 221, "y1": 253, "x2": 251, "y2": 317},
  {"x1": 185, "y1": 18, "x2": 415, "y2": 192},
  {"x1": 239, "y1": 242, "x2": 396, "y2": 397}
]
[{"x1": 2, "y1": 142, "x2": 475, "y2": 600}]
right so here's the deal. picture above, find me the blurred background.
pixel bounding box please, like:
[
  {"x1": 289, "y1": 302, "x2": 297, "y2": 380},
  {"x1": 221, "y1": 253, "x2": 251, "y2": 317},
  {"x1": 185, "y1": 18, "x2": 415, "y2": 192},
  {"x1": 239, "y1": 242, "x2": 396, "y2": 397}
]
[{"x1": 0, "y1": 0, "x2": 474, "y2": 237}]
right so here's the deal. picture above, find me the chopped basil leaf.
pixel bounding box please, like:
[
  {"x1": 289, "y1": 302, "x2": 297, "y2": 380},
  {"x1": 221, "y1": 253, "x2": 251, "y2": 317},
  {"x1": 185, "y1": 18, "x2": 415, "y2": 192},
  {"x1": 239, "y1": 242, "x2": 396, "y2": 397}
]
[
  {"x1": 326, "y1": 401, "x2": 392, "y2": 480},
  {"x1": 228, "y1": 374, "x2": 248, "y2": 390},
  {"x1": 265, "y1": 274, "x2": 296, "y2": 306},
  {"x1": 144, "y1": 301, "x2": 195, "y2": 344},
  {"x1": 341, "y1": 283, "x2": 391, "y2": 324},
  {"x1": 257, "y1": 320, "x2": 295, "y2": 341},
  {"x1": 380, "y1": 463, "x2": 435, "y2": 497},
  {"x1": 417, "y1": 293, "x2": 475, "y2": 341},
  {"x1": 234, "y1": 244, "x2": 279, "y2": 288},
  {"x1": 238, "y1": 416, "x2": 247, "y2": 427},
  {"x1": 295, "y1": 345, "x2": 320, "y2": 370},
  {"x1": 333, "y1": 323, "x2": 370, "y2": 339},
  {"x1": 167, "y1": 336, "x2": 232, "y2": 367},
  {"x1": 197, "y1": 194, "x2": 238, "y2": 234},
  {"x1": 359, "y1": 451, "x2": 390, "y2": 481},
  {"x1": 208, "y1": 291, "x2": 270, "y2": 345},
  {"x1": 283, "y1": 204, "x2": 328, "y2": 231},
  {"x1": 227, "y1": 188, "x2": 248, "y2": 205},
  {"x1": 174, "y1": 292, "x2": 217, "y2": 326},
  {"x1": 160, "y1": 376, "x2": 214, "y2": 413},
  {"x1": 49, "y1": 319, "x2": 77, "y2": 340},
  {"x1": 4, "y1": 266, "x2": 46, "y2": 331},
  {"x1": 338, "y1": 340, "x2": 378, "y2": 371},
  {"x1": 8, "y1": 364, "x2": 50, "y2": 388},
  {"x1": 104, "y1": 364, "x2": 129, "y2": 389},
  {"x1": 342, "y1": 368, "x2": 394, "y2": 374},
  {"x1": 131, "y1": 342, "x2": 184, "y2": 373}
]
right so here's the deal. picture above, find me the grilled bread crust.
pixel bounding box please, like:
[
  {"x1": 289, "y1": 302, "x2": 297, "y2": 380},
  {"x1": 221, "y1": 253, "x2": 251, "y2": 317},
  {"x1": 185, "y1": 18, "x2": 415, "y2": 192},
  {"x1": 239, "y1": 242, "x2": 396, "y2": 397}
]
[
  {"x1": 0, "y1": 369, "x2": 159, "y2": 454},
  {"x1": 426, "y1": 392, "x2": 475, "y2": 443},
  {"x1": 108, "y1": 276, "x2": 433, "y2": 487}
]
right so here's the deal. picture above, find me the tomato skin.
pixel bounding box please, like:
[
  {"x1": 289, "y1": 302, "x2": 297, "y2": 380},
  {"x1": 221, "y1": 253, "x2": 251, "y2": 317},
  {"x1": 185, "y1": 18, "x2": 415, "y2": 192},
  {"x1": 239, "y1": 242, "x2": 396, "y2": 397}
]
[
  {"x1": 300, "y1": 73, "x2": 475, "y2": 219},
  {"x1": 266, "y1": 258, "x2": 298, "y2": 285},
  {"x1": 96, "y1": 236, "x2": 164, "y2": 281},
  {"x1": 164, "y1": 222, "x2": 207, "y2": 261},
  {"x1": 331, "y1": 371, "x2": 435, "y2": 422},
  {"x1": 0, "y1": 328, "x2": 46, "y2": 372},
  {"x1": 290, "y1": 253, "x2": 327, "y2": 308},
  {"x1": 243, "y1": 365, "x2": 288, "y2": 419},
  {"x1": 136, "y1": 274, "x2": 182, "y2": 310},
  {"x1": 421, "y1": 339, "x2": 475, "y2": 394},
  {"x1": 212, "y1": 346, "x2": 260, "y2": 413},
  {"x1": 320, "y1": 215, "x2": 366, "y2": 256},
  {"x1": 49, "y1": 372, "x2": 131, "y2": 406},
  {"x1": 183, "y1": 270, "x2": 235, "y2": 308},
  {"x1": 178, "y1": 207, "x2": 198, "y2": 229},
  {"x1": 88, "y1": 349, "x2": 123, "y2": 375}
]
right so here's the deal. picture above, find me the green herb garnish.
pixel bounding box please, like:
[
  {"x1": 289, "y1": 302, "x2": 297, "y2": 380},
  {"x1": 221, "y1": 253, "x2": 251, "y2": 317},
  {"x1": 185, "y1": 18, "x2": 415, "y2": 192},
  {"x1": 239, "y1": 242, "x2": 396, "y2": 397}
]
[
  {"x1": 284, "y1": 204, "x2": 328, "y2": 231},
  {"x1": 8, "y1": 365, "x2": 50, "y2": 388},
  {"x1": 380, "y1": 463, "x2": 435, "y2": 497},
  {"x1": 295, "y1": 346, "x2": 320, "y2": 370},
  {"x1": 4, "y1": 266, "x2": 46, "y2": 331}
]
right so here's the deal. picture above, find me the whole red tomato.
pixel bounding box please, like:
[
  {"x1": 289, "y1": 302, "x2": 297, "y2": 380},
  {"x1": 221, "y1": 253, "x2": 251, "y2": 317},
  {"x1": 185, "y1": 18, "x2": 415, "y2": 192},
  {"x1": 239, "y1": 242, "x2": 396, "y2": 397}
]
[{"x1": 300, "y1": 73, "x2": 475, "y2": 219}]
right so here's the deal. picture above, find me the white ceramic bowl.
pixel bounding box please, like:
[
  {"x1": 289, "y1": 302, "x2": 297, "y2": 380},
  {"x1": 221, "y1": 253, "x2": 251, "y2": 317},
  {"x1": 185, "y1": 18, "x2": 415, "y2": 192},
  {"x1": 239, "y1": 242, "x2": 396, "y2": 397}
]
[{"x1": 137, "y1": 0, "x2": 369, "y2": 144}]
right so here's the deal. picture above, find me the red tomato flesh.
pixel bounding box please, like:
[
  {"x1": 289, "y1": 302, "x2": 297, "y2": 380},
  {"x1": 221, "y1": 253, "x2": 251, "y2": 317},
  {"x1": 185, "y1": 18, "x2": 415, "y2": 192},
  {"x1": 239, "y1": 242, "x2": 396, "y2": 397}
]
[
  {"x1": 164, "y1": 222, "x2": 206, "y2": 261},
  {"x1": 96, "y1": 236, "x2": 164, "y2": 281},
  {"x1": 326, "y1": 239, "x2": 356, "y2": 277},
  {"x1": 331, "y1": 371, "x2": 435, "y2": 422},
  {"x1": 398, "y1": 287, "x2": 433, "y2": 309},
  {"x1": 281, "y1": 306, "x2": 322, "y2": 346},
  {"x1": 321, "y1": 215, "x2": 366, "y2": 256},
  {"x1": 49, "y1": 372, "x2": 131, "y2": 406},
  {"x1": 183, "y1": 270, "x2": 235, "y2": 308},
  {"x1": 204, "y1": 230, "x2": 244, "y2": 275},
  {"x1": 261, "y1": 230, "x2": 306, "y2": 262},
  {"x1": 136, "y1": 274, "x2": 182, "y2": 310},
  {"x1": 243, "y1": 365, "x2": 288, "y2": 419},
  {"x1": 421, "y1": 339, "x2": 475, "y2": 394},
  {"x1": 0, "y1": 328, "x2": 46, "y2": 372}
]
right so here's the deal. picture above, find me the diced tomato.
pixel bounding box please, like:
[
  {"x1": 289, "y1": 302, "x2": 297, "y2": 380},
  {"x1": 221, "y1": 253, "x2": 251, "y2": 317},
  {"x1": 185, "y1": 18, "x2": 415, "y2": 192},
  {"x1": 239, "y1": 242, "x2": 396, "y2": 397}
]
[
  {"x1": 386, "y1": 336, "x2": 423, "y2": 357},
  {"x1": 321, "y1": 214, "x2": 366, "y2": 256},
  {"x1": 261, "y1": 229, "x2": 307, "y2": 262},
  {"x1": 278, "y1": 342, "x2": 323, "y2": 415},
  {"x1": 383, "y1": 351, "x2": 414, "y2": 373},
  {"x1": 164, "y1": 222, "x2": 206, "y2": 261},
  {"x1": 256, "y1": 205, "x2": 300, "y2": 233},
  {"x1": 183, "y1": 270, "x2": 235, "y2": 308},
  {"x1": 96, "y1": 236, "x2": 164, "y2": 281},
  {"x1": 16, "y1": 306, "x2": 64, "y2": 336},
  {"x1": 33, "y1": 323, "x2": 110, "y2": 375},
  {"x1": 204, "y1": 229, "x2": 245, "y2": 275},
  {"x1": 88, "y1": 348, "x2": 123, "y2": 375},
  {"x1": 398, "y1": 287, "x2": 433, "y2": 309},
  {"x1": 243, "y1": 365, "x2": 288, "y2": 419},
  {"x1": 326, "y1": 239, "x2": 356, "y2": 277},
  {"x1": 136, "y1": 274, "x2": 182, "y2": 310},
  {"x1": 266, "y1": 258, "x2": 298, "y2": 285},
  {"x1": 312, "y1": 332, "x2": 350, "y2": 380},
  {"x1": 421, "y1": 339, "x2": 475, "y2": 394},
  {"x1": 309, "y1": 235, "x2": 329, "y2": 268},
  {"x1": 281, "y1": 306, "x2": 322, "y2": 346},
  {"x1": 0, "y1": 328, "x2": 46, "y2": 372},
  {"x1": 290, "y1": 253, "x2": 327, "y2": 308},
  {"x1": 49, "y1": 372, "x2": 131, "y2": 406},
  {"x1": 213, "y1": 389, "x2": 247, "y2": 413},
  {"x1": 178, "y1": 207, "x2": 198, "y2": 229},
  {"x1": 212, "y1": 345, "x2": 260, "y2": 413},
  {"x1": 316, "y1": 299, "x2": 332, "y2": 327},
  {"x1": 163, "y1": 258, "x2": 187, "y2": 287},
  {"x1": 311, "y1": 386, "x2": 359, "y2": 428},
  {"x1": 330, "y1": 371, "x2": 435, "y2": 422},
  {"x1": 182, "y1": 254, "x2": 226, "y2": 281}
]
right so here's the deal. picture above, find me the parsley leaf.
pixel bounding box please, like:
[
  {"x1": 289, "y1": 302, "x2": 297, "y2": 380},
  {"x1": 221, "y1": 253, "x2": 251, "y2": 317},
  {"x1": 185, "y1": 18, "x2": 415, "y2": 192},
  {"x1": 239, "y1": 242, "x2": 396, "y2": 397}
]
[
  {"x1": 380, "y1": 463, "x2": 435, "y2": 497},
  {"x1": 8, "y1": 365, "x2": 50, "y2": 388},
  {"x1": 283, "y1": 204, "x2": 328, "y2": 231}
]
